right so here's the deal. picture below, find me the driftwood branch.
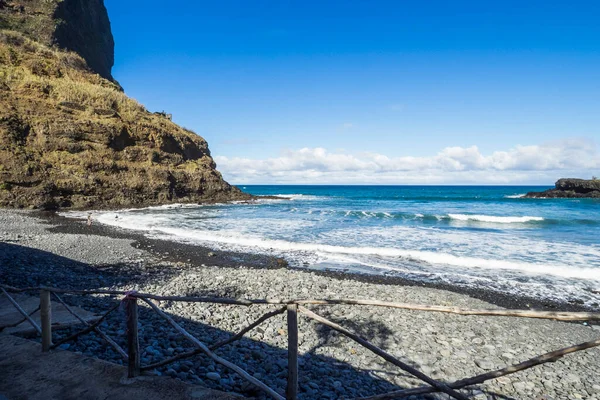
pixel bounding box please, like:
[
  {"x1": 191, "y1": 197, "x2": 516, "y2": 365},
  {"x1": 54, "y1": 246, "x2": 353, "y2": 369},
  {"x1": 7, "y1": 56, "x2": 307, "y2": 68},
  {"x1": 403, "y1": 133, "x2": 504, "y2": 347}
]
[
  {"x1": 50, "y1": 302, "x2": 120, "y2": 350},
  {"x1": 140, "y1": 298, "x2": 285, "y2": 400},
  {"x1": 1, "y1": 287, "x2": 42, "y2": 334},
  {"x1": 141, "y1": 306, "x2": 286, "y2": 372},
  {"x1": 52, "y1": 293, "x2": 128, "y2": 360},
  {"x1": 298, "y1": 306, "x2": 468, "y2": 400},
  {"x1": 355, "y1": 336, "x2": 600, "y2": 400}
]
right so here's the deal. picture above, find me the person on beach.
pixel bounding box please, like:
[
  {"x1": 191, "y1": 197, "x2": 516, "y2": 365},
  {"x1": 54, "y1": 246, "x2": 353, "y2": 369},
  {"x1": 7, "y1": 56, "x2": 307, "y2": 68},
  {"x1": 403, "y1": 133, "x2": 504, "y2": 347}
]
[{"x1": 87, "y1": 213, "x2": 92, "y2": 226}]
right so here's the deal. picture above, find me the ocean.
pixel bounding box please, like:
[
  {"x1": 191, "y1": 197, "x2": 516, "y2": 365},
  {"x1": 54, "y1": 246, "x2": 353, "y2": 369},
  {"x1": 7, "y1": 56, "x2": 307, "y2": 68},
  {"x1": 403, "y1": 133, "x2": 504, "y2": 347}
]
[{"x1": 65, "y1": 185, "x2": 600, "y2": 306}]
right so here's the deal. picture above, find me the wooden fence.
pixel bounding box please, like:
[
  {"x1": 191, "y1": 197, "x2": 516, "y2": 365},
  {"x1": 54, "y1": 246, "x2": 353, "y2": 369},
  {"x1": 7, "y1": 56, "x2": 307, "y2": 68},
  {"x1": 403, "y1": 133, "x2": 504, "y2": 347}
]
[{"x1": 1, "y1": 283, "x2": 600, "y2": 400}]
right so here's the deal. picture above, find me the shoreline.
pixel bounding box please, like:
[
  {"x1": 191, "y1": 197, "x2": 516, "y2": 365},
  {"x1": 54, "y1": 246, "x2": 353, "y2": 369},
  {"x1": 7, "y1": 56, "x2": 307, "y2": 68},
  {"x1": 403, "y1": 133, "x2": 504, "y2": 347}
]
[
  {"x1": 2, "y1": 208, "x2": 600, "y2": 399},
  {"x1": 40, "y1": 210, "x2": 595, "y2": 314}
]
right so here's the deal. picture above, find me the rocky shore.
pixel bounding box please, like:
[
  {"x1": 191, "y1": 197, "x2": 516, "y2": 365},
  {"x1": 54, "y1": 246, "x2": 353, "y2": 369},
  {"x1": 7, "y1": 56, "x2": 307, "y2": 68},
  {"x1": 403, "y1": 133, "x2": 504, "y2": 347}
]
[
  {"x1": 525, "y1": 178, "x2": 600, "y2": 198},
  {"x1": 1, "y1": 209, "x2": 599, "y2": 399}
]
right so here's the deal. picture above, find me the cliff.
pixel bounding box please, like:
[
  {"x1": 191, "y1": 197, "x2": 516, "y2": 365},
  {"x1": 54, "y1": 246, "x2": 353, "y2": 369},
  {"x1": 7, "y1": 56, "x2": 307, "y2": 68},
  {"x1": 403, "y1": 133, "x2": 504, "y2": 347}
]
[
  {"x1": 524, "y1": 179, "x2": 600, "y2": 199},
  {"x1": 0, "y1": 0, "x2": 114, "y2": 80},
  {"x1": 0, "y1": 1, "x2": 250, "y2": 209}
]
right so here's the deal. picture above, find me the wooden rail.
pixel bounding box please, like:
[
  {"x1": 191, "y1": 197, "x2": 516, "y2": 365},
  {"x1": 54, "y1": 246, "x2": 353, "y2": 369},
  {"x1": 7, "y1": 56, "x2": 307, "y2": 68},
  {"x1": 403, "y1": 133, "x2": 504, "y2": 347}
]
[
  {"x1": 1, "y1": 283, "x2": 599, "y2": 400},
  {"x1": 3, "y1": 284, "x2": 600, "y2": 321}
]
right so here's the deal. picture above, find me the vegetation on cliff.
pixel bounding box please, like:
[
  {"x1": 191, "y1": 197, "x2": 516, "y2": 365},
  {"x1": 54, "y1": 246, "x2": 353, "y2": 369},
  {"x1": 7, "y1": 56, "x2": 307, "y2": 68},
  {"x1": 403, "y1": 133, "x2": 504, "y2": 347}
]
[
  {"x1": 0, "y1": 0, "x2": 114, "y2": 80},
  {"x1": 0, "y1": 1, "x2": 249, "y2": 210}
]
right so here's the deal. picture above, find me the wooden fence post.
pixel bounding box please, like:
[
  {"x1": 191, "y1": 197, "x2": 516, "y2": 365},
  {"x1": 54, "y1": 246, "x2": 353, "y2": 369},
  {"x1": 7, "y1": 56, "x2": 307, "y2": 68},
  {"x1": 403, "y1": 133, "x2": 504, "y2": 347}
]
[
  {"x1": 286, "y1": 304, "x2": 299, "y2": 400},
  {"x1": 40, "y1": 289, "x2": 52, "y2": 352},
  {"x1": 125, "y1": 296, "x2": 140, "y2": 378}
]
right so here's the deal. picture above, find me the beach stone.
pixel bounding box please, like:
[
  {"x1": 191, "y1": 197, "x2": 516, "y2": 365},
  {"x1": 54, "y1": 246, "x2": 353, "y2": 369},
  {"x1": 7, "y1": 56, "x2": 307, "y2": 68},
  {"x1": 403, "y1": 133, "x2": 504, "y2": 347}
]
[
  {"x1": 474, "y1": 359, "x2": 495, "y2": 370},
  {"x1": 2, "y1": 209, "x2": 600, "y2": 400},
  {"x1": 471, "y1": 337, "x2": 484, "y2": 345},
  {"x1": 206, "y1": 372, "x2": 221, "y2": 381},
  {"x1": 471, "y1": 390, "x2": 487, "y2": 400},
  {"x1": 543, "y1": 379, "x2": 554, "y2": 389},
  {"x1": 177, "y1": 372, "x2": 187, "y2": 380}
]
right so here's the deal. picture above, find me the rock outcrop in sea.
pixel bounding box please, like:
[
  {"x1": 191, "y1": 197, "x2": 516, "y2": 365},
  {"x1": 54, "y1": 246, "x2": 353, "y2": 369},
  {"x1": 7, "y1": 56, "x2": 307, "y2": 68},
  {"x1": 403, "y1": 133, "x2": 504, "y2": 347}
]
[
  {"x1": 0, "y1": 0, "x2": 250, "y2": 210},
  {"x1": 524, "y1": 178, "x2": 600, "y2": 198}
]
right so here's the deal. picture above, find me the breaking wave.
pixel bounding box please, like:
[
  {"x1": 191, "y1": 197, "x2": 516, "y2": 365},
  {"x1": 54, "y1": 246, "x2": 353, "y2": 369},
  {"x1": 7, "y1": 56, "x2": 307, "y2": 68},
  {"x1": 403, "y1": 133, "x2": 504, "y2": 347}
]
[{"x1": 447, "y1": 214, "x2": 544, "y2": 223}]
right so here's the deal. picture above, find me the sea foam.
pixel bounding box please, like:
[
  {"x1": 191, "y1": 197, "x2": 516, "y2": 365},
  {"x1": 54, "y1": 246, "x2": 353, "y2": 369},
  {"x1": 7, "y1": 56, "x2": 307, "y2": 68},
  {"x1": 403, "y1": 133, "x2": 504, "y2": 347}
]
[
  {"x1": 448, "y1": 214, "x2": 544, "y2": 223},
  {"x1": 60, "y1": 184, "x2": 600, "y2": 306},
  {"x1": 82, "y1": 211, "x2": 599, "y2": 282}
]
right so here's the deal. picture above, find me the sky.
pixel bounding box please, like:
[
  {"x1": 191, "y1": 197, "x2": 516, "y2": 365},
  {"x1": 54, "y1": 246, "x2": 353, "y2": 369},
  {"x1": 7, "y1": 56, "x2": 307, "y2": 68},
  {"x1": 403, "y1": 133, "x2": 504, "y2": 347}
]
[{"x1": 105, "y1": 0, "x2": 600, "y2": 184}]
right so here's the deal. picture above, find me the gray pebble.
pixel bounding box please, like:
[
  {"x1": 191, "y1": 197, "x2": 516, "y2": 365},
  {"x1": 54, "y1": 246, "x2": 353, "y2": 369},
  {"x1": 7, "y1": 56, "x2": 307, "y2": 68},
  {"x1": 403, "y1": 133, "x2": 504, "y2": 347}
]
[{"x1": 206, "y1": 372, "x2": 221, "y2": 381}]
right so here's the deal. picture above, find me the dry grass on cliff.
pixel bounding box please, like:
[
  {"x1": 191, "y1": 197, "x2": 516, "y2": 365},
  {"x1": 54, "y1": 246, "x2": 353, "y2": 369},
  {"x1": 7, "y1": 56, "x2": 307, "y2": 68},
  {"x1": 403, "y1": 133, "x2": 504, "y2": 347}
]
[
  {"x1": 0, "y1": 30, "x2": 144, "y2": 122},
  {"x1": 0, "y1": 30, "x2": 207, "y2": 142},
  {"x1": 0, "y1": 0, "x2": 58, "y2": 45},
  {"x1": 0, "y1": 29, "x2": 241, "y2": 210}
]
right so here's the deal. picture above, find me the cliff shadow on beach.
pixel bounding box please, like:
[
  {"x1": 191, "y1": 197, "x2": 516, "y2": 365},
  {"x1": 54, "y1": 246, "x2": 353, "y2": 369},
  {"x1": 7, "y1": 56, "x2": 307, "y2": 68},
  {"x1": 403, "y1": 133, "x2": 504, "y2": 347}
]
[{"x1": 0, "y1": 241, "x2": 515, "y2": 399}]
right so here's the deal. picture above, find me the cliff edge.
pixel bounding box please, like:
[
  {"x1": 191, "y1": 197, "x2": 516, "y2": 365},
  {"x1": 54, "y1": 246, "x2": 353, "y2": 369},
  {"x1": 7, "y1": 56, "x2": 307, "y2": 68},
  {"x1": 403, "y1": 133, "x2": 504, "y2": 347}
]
[
  {"x1": 0, "y1": 1, "x2": 250, "y2": 209},
  {"x1": 524, "y1": 179, "x2": 600, "y2": 199},
  {"x1": 0, "y1": 0, "x2": 114, "y2": 80}
]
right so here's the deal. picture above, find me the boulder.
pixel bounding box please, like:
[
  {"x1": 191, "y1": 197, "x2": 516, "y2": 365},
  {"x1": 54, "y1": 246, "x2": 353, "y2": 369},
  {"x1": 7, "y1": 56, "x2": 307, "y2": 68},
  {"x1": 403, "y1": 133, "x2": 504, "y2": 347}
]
[{"x1": 524, "y1": 178, "x2": 600, "y2": 198}]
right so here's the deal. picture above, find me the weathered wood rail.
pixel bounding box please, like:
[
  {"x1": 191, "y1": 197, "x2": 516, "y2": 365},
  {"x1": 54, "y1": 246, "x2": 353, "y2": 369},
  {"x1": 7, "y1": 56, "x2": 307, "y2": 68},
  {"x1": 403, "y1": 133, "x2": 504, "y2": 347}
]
[{"x1": 1, "y1": 283, "x2": 599, "y2": 400}]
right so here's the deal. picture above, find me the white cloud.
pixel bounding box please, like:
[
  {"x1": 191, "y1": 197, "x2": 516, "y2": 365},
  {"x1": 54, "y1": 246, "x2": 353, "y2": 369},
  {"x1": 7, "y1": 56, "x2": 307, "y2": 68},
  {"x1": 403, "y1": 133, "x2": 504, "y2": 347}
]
[{"x1": 214, "y1": 138, "x2": 600, "y2": 184}]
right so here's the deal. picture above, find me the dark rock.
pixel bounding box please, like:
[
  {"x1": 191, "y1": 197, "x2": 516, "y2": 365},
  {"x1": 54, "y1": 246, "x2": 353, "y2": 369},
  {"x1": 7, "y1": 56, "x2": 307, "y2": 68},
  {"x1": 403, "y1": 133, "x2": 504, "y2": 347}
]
[
  {"x1": 93, "y1": 108, "x2": 117, "y2": 117},
  {"x1": 206, "y1": 372, "x2": 221, "y2": 381},
  {"x1": 59, "y1": 102, "x2": 87, "y2": 111},
  {"x1": 53, "y1": 0, "x2": 115, "y2": 81},
  {"x1": 524, "y1": 178, "x2": 600, "y2": 198},
  {"x1": 556, "y1": 178, "x2": 600, "y2": 193},
  {"x1": 153, "y1": 111, "x2": 173, "y2": 120}
]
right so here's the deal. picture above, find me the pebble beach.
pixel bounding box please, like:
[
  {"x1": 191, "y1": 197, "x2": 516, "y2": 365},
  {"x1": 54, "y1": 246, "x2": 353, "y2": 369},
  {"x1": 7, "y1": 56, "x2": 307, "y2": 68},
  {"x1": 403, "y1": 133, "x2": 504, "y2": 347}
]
[{"x1": 1, "y1": 209, "x2": 599, "y2": 400}]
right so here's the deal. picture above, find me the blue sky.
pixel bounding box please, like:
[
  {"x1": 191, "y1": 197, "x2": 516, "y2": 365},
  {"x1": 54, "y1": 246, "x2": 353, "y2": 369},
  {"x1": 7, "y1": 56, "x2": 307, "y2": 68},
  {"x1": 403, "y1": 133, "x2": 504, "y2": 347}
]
[{"x1": 105, "y1": 0, "x2": 600, "y2": 184}]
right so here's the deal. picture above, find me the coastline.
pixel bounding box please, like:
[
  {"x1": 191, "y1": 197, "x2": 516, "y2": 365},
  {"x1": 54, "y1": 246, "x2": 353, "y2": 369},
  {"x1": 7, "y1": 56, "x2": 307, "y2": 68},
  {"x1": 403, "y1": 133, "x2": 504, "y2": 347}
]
[
  {"x1": 41, "y1": 210, "x2": 596, "y2": 313},
  {"x1": 2, "y1": 209, "x2": 599, "y2": 399}
]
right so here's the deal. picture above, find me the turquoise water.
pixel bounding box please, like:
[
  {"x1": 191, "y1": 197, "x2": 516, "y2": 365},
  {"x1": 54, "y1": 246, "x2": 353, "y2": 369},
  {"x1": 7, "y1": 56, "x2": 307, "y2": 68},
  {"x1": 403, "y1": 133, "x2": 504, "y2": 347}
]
[{"x1": 70, "y1": 186, "x2": 600, "y2": 305}]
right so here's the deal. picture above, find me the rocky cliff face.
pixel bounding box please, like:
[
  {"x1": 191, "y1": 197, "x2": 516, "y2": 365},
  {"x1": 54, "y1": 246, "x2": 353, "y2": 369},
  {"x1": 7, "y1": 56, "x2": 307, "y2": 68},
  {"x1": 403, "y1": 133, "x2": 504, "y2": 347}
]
[
  {"x1": 53, "y1": 0, "x2": 115, "y2": 81},
  {"x1": 0, "y1": 1, "x2": 250, "y2": 209},
  {"x1": 0, "y1": 0, "x2": 114, "y2": 80},
  {"x1": 524, "y1": 179, "x2": 600, "y2": 198}
]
